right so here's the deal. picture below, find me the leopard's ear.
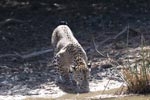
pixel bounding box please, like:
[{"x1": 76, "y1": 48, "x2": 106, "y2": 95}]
[
  {"x1": 87, "y1": 61, "x2": 92, "y2": 69},
  {"x1": 59, "y1": 21, "x2": 68, "y2": 25}
]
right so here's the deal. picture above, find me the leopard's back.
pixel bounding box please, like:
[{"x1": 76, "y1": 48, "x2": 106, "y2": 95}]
[{"x1": 65, "y1": 43, "x2": 88, "y2": 64}]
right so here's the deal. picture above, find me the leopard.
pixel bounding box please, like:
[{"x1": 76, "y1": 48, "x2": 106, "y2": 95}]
[{"x1": 51, "y1": 24, "x2": 91, "y2": 92}]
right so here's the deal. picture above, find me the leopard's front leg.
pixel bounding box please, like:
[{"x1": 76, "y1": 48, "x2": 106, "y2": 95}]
[
  {"x1": 57, "y1": 65, "x2": 76, "y2": 86},
  {"x1": 54, "y1": 55, "x2": 72, "y2": 85}
]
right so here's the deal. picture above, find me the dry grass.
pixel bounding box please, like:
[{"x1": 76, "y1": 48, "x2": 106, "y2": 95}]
[{"x1": 122, "y1": 48, "x2": 150, "y2": 94}]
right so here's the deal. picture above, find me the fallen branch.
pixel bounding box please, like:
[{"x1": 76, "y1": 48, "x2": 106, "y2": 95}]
[
  {"x1": 0, "y1": 48, "x2": 53, "y2": 60},
  {"x1": 0, "y1": 54, "x2": 20, "y2": 58},
  {"x1": 18, "y1": 49, "x2": 53, "y2": 59},
  {"x1": 113, "y1": 26, "x2": 142, "y2": 40},
  {"x1": 0, "y1": 18, "x2": 25, "y2": 27},
  {"x1": 99, "y1": 37, "x2": 112, "y2": 46},
  {"x1": 113, "y1": 26, "x2": 128, "y2": 40}
]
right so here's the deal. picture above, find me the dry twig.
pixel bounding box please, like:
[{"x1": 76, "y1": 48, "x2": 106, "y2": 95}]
[
  {"x1": 0, "y1": 18, "x2": 25, "y2": 27},
  {"x1": 113, "y1": 26, "x2": 128, "y2": 40},
  {"x1": 92, "y1": 37, "x2": 106, "y2": 57},
  {"x1": 99, "y1": 37, "x2": 112, "y2": 46},
  {"x1": 113, "y1": 26, "x2": 141, "y2": 40}
]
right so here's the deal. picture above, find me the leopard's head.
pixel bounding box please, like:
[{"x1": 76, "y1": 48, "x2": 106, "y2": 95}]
[{"x1": 73, "y1": 57, "x2": 91, "y2": 92}]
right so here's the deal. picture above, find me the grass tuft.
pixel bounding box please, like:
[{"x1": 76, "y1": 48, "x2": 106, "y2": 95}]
[{"x1": 122, "y1": 47, "x2": 150, "y2": 94}]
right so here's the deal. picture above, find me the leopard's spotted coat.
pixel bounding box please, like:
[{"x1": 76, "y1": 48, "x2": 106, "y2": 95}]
[{"x1": 51, "y1": 24, "x2": 90, "y2": 90}]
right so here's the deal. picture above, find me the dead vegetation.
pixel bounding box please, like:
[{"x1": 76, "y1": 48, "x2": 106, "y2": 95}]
[{"x1": 122, "y1": 47, "x2": 150, "y2": 94}]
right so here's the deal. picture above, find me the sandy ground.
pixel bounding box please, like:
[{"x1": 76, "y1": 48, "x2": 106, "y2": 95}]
[{"x1": 0, "y1": 77, "x2": 124, "y2": 100}]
